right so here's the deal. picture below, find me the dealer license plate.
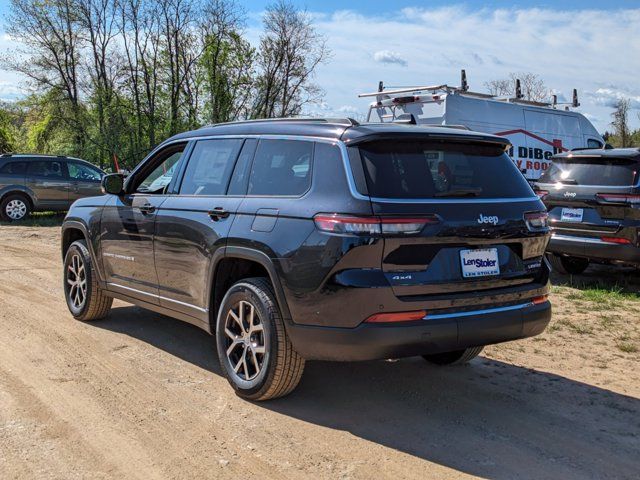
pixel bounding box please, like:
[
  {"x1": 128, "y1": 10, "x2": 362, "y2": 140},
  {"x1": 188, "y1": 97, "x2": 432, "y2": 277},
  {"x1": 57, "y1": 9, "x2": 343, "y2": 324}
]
[
  {"x1": 561, "y1": 207, "x2": 583, "y2": 222},
  {"x1": 460, "y1": 248, "x2": 500, "y2": 278}
]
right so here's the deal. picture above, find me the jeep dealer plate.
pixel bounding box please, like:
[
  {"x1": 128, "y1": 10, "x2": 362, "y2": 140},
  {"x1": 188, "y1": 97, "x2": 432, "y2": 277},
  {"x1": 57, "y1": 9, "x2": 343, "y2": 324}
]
[
  {"x1": 561, "y1": 207, "x2": 583, "y2": 222},
  {"x1": 460, "y1": 248, "x2": 500, "y2": 278}
]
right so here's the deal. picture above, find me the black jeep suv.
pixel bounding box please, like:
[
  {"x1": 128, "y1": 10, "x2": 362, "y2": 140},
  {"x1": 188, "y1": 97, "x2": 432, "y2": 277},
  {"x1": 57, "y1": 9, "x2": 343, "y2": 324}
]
[
  {"x1": 535, "y1": 147, "x2": 640, "y2": 274},
  {"x1": 61, "y1": 118, "x2": 551, "y2": 400}
]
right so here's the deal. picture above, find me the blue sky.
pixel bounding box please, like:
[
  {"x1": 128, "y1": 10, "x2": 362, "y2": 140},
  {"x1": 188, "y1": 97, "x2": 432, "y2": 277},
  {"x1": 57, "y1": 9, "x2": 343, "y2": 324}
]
[
  {"x1": 243, "y1": 0, "x2": 639, "y2": 12},
  {"x1": 0, "y1": 1, "x2": 639, "y2": 132}
]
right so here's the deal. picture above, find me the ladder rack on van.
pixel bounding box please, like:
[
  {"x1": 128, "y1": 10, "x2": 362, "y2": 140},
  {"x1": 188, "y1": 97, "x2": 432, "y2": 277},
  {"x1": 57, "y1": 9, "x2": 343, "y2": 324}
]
[{"x1": 359, "y1": 70, "x2": 579, "y2": 110}]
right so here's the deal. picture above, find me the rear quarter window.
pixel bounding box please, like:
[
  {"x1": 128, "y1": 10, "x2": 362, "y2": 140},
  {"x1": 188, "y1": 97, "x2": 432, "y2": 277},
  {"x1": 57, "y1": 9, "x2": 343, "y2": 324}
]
[
  {"x1": 248, "y1": 139, "x2": 313, "y2": 196},
  {"x1": 0, "y1": 161, "x2": 27, "y2": 175},
  {"x1": 357, "y1": 141, "x2": 533, "y2": 199}
]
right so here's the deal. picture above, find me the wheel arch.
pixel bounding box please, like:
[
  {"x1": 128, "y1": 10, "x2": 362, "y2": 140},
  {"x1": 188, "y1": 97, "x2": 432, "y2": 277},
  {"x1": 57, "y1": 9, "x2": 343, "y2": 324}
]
[
  {"x1": 0, "y1": 188, "x2": 35, "y2": 210},
  {"x1": 207, "y1": 246, "x2": 293, "y2": 332},
  {"x1": 61, "y1": 221, "x2": 105, "y2": 284}
]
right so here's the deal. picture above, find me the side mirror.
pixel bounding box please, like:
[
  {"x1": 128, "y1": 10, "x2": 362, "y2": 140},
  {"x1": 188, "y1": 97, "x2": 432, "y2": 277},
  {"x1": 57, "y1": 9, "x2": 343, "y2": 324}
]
[{"x1": 101, "y1": 173, "x2": 124, "y2": 195}]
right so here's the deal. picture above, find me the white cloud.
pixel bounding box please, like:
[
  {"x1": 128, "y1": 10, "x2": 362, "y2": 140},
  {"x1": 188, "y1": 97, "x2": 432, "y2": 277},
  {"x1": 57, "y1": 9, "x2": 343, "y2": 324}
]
[
  {"x1": 310, "y1": 6, "x2": 640, "y2": 132},
  {"x1": 586, "y1": 87, "x2": 640, "y2": 109},
  {"x1": 337, "y1": 105, "x2": 358, "y2": 114},
  {"x1": 373, "y1": 50, "x2": 408, "y2": 67}
]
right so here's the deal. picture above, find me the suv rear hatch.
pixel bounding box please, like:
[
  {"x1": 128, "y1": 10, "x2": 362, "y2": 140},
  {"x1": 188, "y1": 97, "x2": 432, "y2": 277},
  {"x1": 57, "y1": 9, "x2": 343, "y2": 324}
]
[
  {"x1": 349, "y1": 137, "x2": 549, "y2": 298},
  {"x1": 536, "y1": 155, "x2": 640, "y2": 244}
]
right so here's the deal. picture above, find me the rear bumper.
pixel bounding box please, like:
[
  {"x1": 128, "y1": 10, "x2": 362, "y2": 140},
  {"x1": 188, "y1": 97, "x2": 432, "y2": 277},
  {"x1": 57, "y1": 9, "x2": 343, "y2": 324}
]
[
  {"x1": 287, "y1": 300, "x2": 551, "y2": 361},
  {"x1": 548, "y1": 233, "x2": 640, "y2": 264}
]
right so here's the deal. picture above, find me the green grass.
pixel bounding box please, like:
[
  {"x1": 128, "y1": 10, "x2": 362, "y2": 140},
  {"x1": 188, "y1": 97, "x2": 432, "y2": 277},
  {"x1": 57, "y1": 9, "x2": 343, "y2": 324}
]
[
  {"x1": 0, "y1": 212, "x2": 64, "y2": 227},
  {"x1": 617, "y1": 342, "x2": 639, "y2": 353},
  {"x1": 564, "y1": 285, "x2": 640, "y2": 308}
]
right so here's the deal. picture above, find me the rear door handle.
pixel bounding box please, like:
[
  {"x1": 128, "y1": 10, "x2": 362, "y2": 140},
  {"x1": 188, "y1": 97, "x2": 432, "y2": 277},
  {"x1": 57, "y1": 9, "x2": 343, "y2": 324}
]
[
  {"x1": 139, "y1": 203, "x2": 156, "y2": 215},
  {"x1": 208, "y1": 207, "x2": 230, "y2": 221}
]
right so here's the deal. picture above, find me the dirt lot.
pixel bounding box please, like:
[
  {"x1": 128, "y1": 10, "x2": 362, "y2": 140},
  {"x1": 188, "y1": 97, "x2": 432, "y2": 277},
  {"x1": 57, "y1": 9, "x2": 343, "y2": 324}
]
[{"x1": 0, "y1": 222, "x2": 639, "y2": 480}]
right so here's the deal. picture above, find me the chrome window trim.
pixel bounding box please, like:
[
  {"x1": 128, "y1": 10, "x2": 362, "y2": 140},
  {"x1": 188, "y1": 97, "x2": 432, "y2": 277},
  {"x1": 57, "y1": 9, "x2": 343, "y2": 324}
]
[
  {"x1": 136, "y1": 132, "x2": 539, "y2": 204},
  {"x1": 424, "y1": 301, "x2": 537, "y2": 320}
]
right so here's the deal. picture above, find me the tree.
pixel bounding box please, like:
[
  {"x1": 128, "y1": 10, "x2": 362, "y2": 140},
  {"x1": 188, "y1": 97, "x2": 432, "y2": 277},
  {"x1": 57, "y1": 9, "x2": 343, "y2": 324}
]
[
  {"x1": 485, "y1": 72, "x2": 550, "y2": 103},
  {"x1": 611, "y1": 98, "x2": 631, "y2": 147},
  {"x1": 2, "y1": 0, "x2": 331, "y2": 169},
  {"x1": 5, "y1": 0, "x2": 86, "y2": 150},
  {"x1": 252, "y1": 0, "x2": 329, "y2": 118},
  {"x1": 78, "y1": 0, "x2": 120, "y2": 169},
  {"x1": 198, "y1": 0, "x2": 254, "y2": 124}
]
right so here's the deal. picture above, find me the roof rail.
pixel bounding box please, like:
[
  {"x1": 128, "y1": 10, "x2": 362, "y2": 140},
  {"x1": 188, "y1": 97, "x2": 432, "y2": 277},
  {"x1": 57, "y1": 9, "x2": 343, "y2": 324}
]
[
  {"x1": 200, "y1": 117, "x2": 360, "y2": 129},
  {"x1": 0, "y1": 152, "x2": 71, "y2": 158},
  {"x1": 421, "y1": 124, "x2": 471, "y2": 131}
]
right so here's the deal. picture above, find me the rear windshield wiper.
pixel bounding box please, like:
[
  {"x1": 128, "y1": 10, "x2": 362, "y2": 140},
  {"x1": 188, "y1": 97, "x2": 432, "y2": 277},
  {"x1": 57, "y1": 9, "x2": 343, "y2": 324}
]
[{"x1": 433, "y1": 188, "x2": 482, "y2": 198}]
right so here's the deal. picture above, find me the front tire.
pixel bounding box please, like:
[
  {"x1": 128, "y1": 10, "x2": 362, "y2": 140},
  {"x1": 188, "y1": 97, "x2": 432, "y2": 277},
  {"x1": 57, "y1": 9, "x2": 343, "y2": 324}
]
[
  {"x1": 547, "y1": 254, "x2": 589, "y2": 275},
  {"x1": 216, "y1": 277, "x2": 305, "y2": 401},
  {"x1": 423, "y1": 346, "x2": 484, "y2": 365},
  {"x1": 63, "y1": 240, "x2": 113, "y2": 321},
  {"x1": 1, "y1": 193, "x2": 30, "y2": 221}
]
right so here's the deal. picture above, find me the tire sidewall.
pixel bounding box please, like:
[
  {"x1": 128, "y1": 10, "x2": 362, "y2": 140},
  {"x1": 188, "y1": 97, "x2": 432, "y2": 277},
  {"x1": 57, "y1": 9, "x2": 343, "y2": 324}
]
[
  {"x1": 63, "y1": 241, "x2": 94, "y2": 318},
  {"x1": 215, "y1": 282, "x2": 279, "y2": 397},
  {"x1": 1, "y1": 194, "x2": 30, "y2": 221},
  {"x1": 561, "y1": 256, "x2": 589, "y2": 275}
]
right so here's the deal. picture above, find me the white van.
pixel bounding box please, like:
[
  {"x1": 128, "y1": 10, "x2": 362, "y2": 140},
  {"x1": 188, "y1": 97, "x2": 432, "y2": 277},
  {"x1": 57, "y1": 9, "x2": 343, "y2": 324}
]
[{"x1": 359, "y1": 72, "x2": 604, "y2": 181}]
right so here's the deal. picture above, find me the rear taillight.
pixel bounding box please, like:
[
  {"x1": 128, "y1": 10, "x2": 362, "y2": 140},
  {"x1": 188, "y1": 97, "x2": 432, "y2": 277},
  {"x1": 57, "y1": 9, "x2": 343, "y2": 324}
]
[
  {"x1": 531, "y1": 295, "x2": 549, "y2": 305},
  {"x1": 314, "y1": 214, "x2": 439, "y2": 236},
  {"x1": 595, "y1": 193, "x2": 640, "y2": 205},
  {"x1": 600, "y1": 236, "x2": 632, "y2": 245},
  {"x1": 524, "y1": 211, "x2": 549, "y2": 231},
  {"x1": 535, "y1": 190, "x2": 549, "y2": 200},
  {"x1": 365, "y1": 310, "x2": 427, "y2": 323}
]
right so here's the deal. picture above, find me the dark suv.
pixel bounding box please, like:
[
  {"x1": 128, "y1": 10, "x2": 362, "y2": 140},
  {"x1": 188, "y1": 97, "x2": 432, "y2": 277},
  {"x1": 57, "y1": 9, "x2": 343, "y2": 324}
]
[
  {"x1": 0, "y1": 154, "x2": 105, "y2": 221},
  {"x1": 61, "y1": 119, "x2": 552, "y2": 400},
  {"x1": 535, "y1": 147, "x2": 640, "y2": 274}
]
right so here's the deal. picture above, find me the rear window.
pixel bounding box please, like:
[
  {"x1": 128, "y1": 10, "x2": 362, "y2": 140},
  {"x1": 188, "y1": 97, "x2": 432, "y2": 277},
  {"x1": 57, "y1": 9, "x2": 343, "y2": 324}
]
[
  {"x1": 357, "y1": 141, "x2": 533, "y2": 199},
  {"x1": 539, "y1": 157, "x2": 638, "y2": 186}
]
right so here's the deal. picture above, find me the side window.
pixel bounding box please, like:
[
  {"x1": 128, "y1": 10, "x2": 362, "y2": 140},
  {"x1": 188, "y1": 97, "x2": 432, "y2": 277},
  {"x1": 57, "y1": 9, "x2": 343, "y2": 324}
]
[
  {"x1": 179, "y1": 139, "x2": 242, "y2": 195},
  {"x1": 587, "y1": 139, "x2": 603, "y2": 149},
  {"x1": 28, "y1": 160, "x2": 64, "y2": 178},
  {"x1": 136, "y1": 148, "x2": 184, "y2": 194},
  {"x1": 68, "y1": 162, "x2": 102, "y2": 181},
  {"x1": 0, "y1": 161, "x2": 27, "y2": 175},
  {"x1": 248, "y1": 139, "x2": 313, "y2": 196},
  {"x1": 228, "y1": 139, "x2": 257, "y2": 195}
]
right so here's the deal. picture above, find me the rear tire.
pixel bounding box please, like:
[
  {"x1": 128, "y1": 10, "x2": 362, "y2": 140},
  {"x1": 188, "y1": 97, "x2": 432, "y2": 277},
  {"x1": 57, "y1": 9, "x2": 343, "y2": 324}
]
[
  {"x1": 548, "y1": 254, "x2": 589, "y2": 275},
  {"x1": 423, "y1": 346, "x2": 484, "y2": 365},
  {"x1": 216, "y1": 277, "x2": 305, "y2": 401},
  {"x1": 1, "y1": 193, "x2": 30, "y2": 221},
  {"x1": 63, "y1": 240, "x2": 113, "y2": 321}
]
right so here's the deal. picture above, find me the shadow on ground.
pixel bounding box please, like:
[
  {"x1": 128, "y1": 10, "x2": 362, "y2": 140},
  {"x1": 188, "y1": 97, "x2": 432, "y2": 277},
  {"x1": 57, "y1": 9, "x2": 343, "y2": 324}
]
[
  {"x1": 97, "y1": 304, "x2": 640, "y2": 480},
  {"x1": 551, "y1": 263, "x2": 640, "y2": 296},
  {"x1": 0, "y1": 211, "x2": 65, "y2": 227}
]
